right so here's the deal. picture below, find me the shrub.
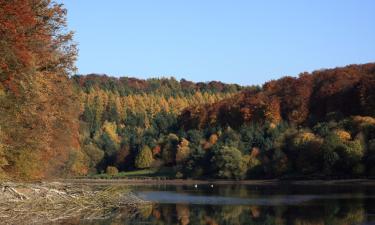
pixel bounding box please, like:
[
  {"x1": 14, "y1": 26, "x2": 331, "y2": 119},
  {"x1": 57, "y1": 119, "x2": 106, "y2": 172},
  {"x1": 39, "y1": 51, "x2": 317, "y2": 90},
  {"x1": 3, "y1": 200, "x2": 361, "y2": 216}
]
[
  {"x1": 210, "y1": 146, "x2": 247, "y2": 180},
  {"x1": 288, "y1": 131, "x2": 323, "y2": 174},
  {"x1": 135, "y1": 146, "x2": 154, "y2": 169},
  {"x1": 162, "y1": 134, "x2": 179, "y2": 165},
  {"x1": 106, "y1": 166, "x2": 119, "y2": 176},
  {"x1": 175, "y1": 171, "x2": 184, "y2": 179},
  {"x1": 83, "y1": 143, "x2": 104, "y2": 171},
  {"x1": 336, "y1": 140, "x2": 364, "y2": 174},
  {"x1": 62, "y1": 148, "x2": 89, "y2": 177}
]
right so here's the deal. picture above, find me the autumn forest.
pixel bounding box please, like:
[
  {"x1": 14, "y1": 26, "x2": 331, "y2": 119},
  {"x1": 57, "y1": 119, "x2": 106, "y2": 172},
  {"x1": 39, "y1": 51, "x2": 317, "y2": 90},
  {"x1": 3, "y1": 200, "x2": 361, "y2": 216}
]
[{"x1": 1, "y1": 0, "x2": 375, "y2": 181}]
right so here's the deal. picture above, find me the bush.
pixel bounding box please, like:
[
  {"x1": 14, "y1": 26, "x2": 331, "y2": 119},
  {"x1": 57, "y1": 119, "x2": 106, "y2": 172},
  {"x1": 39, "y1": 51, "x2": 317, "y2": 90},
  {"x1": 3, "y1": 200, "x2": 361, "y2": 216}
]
[
  {"x1": 336, "y1": 139, "x2": 364, "y2": 174},
  {"x1": 286, "y1": 131, "x2": 323, "y2": 174},
  {"x1": 175, "y1": 171, "x2": 184, "y2": 179},
  {"x1": 106, "y1": 166, "x2": 119, "y2": 176},
  {"x1": 210, "y1": 146, "x2": 247, "y2": 180},
  {"x1": 83, "y1": 143, "x2": 104, "y2": 171},
  {"x1": 135, "y1": 146, "x2": 154, "y2": 169},
  {"x1": 181, "y1": 146, "x2": 206, "y2": 178},
  {"x1": 162, "y1": 134, "x2": 179, "y2": 165}
]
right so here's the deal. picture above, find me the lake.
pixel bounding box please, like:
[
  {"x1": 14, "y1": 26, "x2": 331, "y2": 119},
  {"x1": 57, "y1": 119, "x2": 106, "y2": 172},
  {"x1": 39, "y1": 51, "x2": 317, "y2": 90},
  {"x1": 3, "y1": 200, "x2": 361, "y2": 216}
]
[{"x1": 78, "y1": 182, "x2": 375, "y2": 225}]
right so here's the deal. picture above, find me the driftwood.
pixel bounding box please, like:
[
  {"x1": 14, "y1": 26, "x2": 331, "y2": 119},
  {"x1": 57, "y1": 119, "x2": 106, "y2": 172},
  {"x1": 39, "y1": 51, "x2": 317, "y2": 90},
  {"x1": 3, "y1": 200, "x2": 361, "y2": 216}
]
[{"x1": 0, "y1": 182, "x2": 149, "y2": 225}]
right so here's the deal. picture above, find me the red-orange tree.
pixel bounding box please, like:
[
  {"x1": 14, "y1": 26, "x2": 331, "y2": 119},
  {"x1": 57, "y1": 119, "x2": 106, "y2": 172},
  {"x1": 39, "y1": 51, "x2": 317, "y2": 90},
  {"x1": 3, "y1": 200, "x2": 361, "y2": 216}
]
[{"x1": 0, "y1": 0, "x2": 83, "y2": 179}]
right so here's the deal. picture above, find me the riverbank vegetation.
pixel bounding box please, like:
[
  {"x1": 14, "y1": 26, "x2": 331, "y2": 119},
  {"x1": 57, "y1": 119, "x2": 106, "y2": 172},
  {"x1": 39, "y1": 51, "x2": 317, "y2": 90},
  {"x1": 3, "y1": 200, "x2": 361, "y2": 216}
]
[{"x1": 0, "y1": 0, "x2": 375, "y2": 181}]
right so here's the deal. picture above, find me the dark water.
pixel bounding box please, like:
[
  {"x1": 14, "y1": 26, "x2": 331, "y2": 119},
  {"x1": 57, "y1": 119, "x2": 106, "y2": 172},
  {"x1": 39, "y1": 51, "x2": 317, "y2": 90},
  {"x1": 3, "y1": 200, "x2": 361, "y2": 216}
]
[{"x1": 81, "y1": 183, "x2": 375, "y2": 225}]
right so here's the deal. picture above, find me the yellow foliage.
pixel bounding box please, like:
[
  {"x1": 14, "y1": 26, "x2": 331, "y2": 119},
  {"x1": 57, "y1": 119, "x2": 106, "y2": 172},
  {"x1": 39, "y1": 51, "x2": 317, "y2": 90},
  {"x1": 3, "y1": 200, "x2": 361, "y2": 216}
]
[
  {"x1": 66, "y1": 149, "x2": 89, "y2": 176},
  {"x1": 209, "y1": 134, "x2": 219, "y2": 145},
  {"x1": 176, "y1": 139, "x2": 190, "y2": 163},
  {"x1": 334, "y1": 129, "x2": 351, "y2": 141},
  {"x1": 138, "y1": 204, "x2": 153, "y2": 219},
  {"x1": 269, "y1": 123, "x2": 277, "y2": 129},
  {"x1": 292, "y1": 131, "x2": 323, "y2": 150},
  {"x1": 102, "y1": 121, "x2": 120, "y2": 143},
  {"x1": 106, "y1": 166, "x2": 119, "y2": 176},
  {"x1": 82, "y1": 90, "x2": 234, "y2": 119},
  {"x1": 0, "y1": 129, "x2": 8, "y2": 179},
  {"x1": 13, "y1": 150, "x2": 44, "y2": 180},
  {"x1": 296, "y1": 132, "x2": 316, "y2": 143},
  {"x1": 179, "y1": 138, "x2": 189, "y2": 147},
  {"x1": 0, "y1": 85, "x2": 5, "y2": 98},
  {"x1": 352, "y1": 116, "x2": 375, "y2": 126}
]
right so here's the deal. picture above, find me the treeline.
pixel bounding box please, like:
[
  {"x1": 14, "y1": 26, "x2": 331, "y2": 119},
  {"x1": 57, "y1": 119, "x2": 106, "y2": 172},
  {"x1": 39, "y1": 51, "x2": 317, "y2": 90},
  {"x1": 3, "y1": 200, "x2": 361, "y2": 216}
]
[
  {"x1": 175, "y1": 64, "x2": 375, "y2": 179},
  {"x1": 73, "y1": 74, "x2": 243, "y2": 97},
  {"x1": 76, "y1": 64, "x2": 375, "y2": 180},
  {"x1": 180, "y1": 64, "x2": 375, "y2": 128},
  {"x1": 74, "y1": 76, "x2": 245, "y2": 174}
]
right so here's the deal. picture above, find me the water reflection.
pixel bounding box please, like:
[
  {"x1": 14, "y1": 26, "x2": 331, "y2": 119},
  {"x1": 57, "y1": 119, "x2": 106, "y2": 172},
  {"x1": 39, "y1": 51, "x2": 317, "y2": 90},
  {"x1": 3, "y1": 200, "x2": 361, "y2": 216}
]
[{"x1": 67, "y1": 184, "x2": 375, "y2": 225}]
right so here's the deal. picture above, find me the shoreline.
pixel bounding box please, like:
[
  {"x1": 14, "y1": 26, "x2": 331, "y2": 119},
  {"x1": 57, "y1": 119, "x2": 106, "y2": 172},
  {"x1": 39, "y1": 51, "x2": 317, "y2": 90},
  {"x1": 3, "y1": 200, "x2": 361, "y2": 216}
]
[
  {"x1": 1, "y1": 178, "x2": 375, "y2": 224},
  {"x1": 0, "y1": 182, "x2": 148, "y2": 224},
  {"x1": 60, "y1": 178, "x2": 375, "y2": 186}
]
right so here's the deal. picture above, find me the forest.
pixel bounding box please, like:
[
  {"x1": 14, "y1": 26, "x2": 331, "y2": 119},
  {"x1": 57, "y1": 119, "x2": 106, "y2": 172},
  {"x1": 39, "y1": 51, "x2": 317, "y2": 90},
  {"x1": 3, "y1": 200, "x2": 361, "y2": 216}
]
[{"x1": 1, "y1": 0, "x2": 375, "y2": 180}]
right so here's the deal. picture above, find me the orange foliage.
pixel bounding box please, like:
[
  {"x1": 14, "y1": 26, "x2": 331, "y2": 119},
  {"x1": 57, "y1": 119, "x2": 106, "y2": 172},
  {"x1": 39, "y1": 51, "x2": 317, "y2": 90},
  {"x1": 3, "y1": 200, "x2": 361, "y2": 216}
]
[
  {"x1": 179, "y1": 63, "x2": 375, "y2": 129},
  {"x1": 0, "y1": 0, "x2": 81, "y2": 179},
  {"x1": 152, "y1": 145, "x2": 162, "y2": 156}
]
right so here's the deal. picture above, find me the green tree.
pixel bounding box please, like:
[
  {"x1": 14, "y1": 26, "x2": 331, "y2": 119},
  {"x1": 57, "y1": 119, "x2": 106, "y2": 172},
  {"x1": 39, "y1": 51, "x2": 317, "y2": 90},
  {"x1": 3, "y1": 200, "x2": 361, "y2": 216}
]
[
  {"x1": 288, "y1": 131, "x2": 323, "y2": 174},
  {"x1": 218, "y1": 127, "x2": 242, "y2": 149},
  {"x1": 162, "y1": 134, "x2": 179, "y2": 165},
  {"x1": 135, "y1": 146, "x2": 154, "y2": 169},
  {"x1": 336, "y1": 139, "x2": 364, "y2": 174},
  {"x1": 210, "y1": 146, "x2": 247, "y2": 180},
  {"x1": 82, "y1": 143, "x2": 104, "y2": 173},
  {"x1": 182, "y1": 145, "x2": 206, "y2": 178}
]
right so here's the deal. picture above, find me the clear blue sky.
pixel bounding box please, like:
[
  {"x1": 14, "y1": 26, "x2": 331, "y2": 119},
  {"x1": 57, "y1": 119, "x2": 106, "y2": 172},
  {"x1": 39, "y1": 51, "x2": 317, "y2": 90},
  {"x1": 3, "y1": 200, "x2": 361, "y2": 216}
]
[{"x1": 61, "y1": 0, "x2": 375, "y2": 85}]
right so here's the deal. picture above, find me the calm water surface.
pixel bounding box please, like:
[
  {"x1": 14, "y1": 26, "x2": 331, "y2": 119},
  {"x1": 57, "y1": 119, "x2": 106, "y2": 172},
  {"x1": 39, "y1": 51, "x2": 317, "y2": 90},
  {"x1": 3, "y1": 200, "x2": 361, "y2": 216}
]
[{"x1": 80, "y1": 183, "x2": 375, "y2": 225}]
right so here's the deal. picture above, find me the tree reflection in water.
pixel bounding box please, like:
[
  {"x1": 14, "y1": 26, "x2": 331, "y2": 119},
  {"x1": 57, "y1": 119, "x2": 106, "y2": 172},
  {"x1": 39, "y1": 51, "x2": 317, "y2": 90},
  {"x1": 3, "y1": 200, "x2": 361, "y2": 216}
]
[{"x1": 64, "y1": 184, "x2": 375, "y2": 225}]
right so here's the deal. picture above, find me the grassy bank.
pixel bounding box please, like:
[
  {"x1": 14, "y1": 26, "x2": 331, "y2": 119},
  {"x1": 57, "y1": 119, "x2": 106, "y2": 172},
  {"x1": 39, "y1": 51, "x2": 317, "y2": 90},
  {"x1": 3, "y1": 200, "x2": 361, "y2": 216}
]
[
  {"x1": 63, "y1": 177, "x2": 375, "y2": 186},
  {"x1": 89, "y1": 168, "x2": 175, "y2": 179}
]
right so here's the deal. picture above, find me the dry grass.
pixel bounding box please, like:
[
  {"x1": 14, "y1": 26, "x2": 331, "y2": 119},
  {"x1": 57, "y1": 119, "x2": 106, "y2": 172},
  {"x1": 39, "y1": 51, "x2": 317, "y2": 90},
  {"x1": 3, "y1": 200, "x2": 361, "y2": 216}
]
[{"x1": 0, "y1": 182, "x2": 148, "y2": 224}]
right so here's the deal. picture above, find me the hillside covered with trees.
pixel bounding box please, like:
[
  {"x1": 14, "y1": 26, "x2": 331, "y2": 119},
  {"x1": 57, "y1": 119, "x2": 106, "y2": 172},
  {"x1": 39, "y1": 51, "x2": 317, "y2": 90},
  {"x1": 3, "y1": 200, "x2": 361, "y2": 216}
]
[
  {"x1": 177, "y1": 63, "x2": 375, "y2": 179},
  {"x1": 1, "y1": 0, "x2": 375, "y2": 181},
  {"x1": 73, "y1": 75, "x2": 246, "y2": 175}
]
